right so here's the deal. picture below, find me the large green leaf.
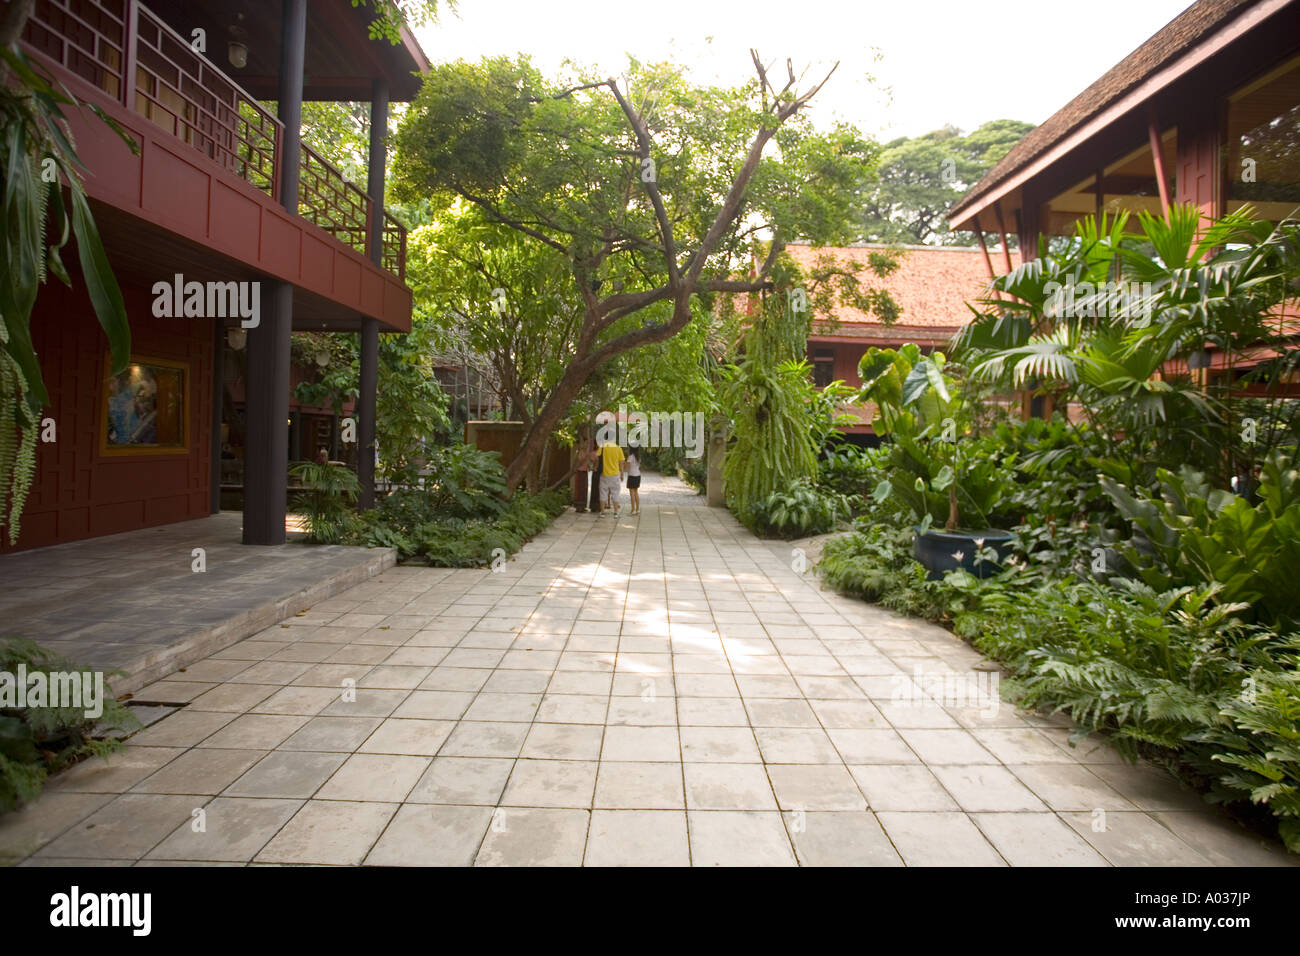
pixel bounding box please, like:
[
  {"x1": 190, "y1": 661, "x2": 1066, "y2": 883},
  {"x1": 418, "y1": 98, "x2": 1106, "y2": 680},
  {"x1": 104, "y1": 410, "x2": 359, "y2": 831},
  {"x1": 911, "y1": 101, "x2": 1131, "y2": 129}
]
[{"x1": 69, "y1": 186, "x2": 130, "y2": 374}]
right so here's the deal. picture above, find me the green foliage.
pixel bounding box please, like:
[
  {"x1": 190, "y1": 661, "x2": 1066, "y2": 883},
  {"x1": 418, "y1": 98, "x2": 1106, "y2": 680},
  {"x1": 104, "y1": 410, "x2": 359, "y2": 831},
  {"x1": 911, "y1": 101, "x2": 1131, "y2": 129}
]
[
  {"x1": 678, "y1": 457, "x2": 707, "y2": 494},
  {"x1": 1101, "y1": 451, "x2": 1300, "y2": 630},
  {"x1": 391, "y1": 53, "x2": 888, "y2": 490},
  {"x1": 956, "y1": 207, "x2": 1300, "y2": 486},
  {"x1": 406, "y1": 490, "x2": 566, "y2": 567},
  {"x1": 819, "y1": 521, "x2": 1300, "y2": 849},
  {"x1": 0, "y1": 637, "x2": 138, "y2": 815},
  {"x1": 816, "y1": 443, "x2": 880, "y2": 503},
  {"x1": 748, "y1": 480, "x2": 848, "y2": 539},
  {"x1": 1, "y1": 46, "x2": 135, "y2": 543},
  {"x1": 857, "y1": 344, "x2": 1016, "y2": 531},
  {"x1": 858, "y1": 120, "x2": 1034, "y2": 246},
  {"x1": 289, "y1": 461, "x2": 363, "y2": 544},
  {"x1": 818, "y1": 524, "x2": 951, "y2": 620},
  {"x1": 420, "y1": 443, "x2": 508, "y2": 517}
]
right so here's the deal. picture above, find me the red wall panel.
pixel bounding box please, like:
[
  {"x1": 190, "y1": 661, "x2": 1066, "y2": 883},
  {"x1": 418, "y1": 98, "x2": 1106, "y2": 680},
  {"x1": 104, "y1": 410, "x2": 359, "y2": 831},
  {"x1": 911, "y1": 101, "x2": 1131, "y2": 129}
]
[{"x1": 2, "y1": 278, "x2": 214, "y2": 553}]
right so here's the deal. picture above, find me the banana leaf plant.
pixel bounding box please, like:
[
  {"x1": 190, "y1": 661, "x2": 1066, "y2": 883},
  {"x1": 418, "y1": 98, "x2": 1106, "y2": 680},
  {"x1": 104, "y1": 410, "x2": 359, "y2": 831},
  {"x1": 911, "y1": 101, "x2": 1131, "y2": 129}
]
[{"x1": 858, "y1": 344, "x2": 990, "y2": 532}]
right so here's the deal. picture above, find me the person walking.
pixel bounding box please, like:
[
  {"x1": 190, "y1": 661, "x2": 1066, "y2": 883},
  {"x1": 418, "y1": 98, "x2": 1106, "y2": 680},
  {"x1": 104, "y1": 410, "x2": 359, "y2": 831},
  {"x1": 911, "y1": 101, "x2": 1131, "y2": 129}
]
[
  {"x1": 587, "y1": 435, "x2": 602, "y2": 514},
  {"x1": 597, "y1": 435, "x2": 625, "y2": 517},
  {"x1": 573, "y1": 433, "x2": 591, "y2": 512},
  {"x1": 625, "y1": 445, "x2": 642, "y2": 516}
]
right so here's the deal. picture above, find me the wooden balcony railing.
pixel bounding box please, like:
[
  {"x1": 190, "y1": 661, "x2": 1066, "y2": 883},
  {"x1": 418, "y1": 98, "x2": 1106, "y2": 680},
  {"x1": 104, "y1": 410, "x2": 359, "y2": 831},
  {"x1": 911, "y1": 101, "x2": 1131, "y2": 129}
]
[
  {"x1": 20, "y1": 0, "x2": 407, "y2": 281},
  {"x1": 298, "y1": 142, "x2": 369, "y2": 256}
]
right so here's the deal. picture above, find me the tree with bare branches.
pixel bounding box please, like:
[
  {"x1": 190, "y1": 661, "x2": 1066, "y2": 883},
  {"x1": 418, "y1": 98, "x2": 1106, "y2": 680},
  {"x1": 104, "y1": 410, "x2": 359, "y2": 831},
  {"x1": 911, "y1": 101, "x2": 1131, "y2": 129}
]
[{"x1": 393, "y1": 53, "x2": 888, "y2": 492}]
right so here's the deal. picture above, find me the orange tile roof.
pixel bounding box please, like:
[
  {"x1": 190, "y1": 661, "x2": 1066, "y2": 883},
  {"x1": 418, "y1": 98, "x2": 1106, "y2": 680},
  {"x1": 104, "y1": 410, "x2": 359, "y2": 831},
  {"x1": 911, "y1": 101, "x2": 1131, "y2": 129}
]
[{"x1": 786, "y1": 243, "x2": 993, "y2": 332}]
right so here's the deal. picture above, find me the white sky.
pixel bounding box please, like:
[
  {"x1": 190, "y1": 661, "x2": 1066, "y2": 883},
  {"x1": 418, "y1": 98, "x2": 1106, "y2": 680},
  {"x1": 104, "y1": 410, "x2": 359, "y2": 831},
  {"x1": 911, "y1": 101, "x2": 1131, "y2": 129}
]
[{"x1": 415, "y1": 0, "x2": 1194, "y2": 140}]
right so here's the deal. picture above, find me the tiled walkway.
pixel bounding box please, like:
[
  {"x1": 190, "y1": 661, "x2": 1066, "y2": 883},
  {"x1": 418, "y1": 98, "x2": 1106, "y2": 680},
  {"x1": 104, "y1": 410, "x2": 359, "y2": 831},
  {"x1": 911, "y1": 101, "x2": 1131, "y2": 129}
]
[{"x1": 2, "y1": 473, "x2": 1293, "y2": 866}]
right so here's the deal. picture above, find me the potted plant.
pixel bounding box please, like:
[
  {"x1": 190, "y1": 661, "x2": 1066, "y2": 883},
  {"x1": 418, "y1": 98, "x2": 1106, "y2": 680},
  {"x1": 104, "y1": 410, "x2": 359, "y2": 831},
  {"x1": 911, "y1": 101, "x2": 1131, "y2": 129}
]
[{"x1": 857, "y1": 345, "x2": 1014, "y2": 579}]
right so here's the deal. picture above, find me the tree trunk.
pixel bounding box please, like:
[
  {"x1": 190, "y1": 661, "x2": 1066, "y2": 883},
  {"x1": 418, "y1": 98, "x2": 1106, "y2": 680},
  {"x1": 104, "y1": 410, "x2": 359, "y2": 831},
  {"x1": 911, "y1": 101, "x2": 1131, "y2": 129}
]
[{"x1": 505, "y1": 359, "x2": 591, "y2": 493}]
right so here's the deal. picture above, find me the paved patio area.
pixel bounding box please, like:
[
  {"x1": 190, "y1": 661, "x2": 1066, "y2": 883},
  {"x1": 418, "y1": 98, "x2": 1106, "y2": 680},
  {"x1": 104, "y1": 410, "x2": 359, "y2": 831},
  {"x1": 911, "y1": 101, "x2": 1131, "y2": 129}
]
[
  {"x1": 1, "y1": 473, "x2": 1293, "y2": 866},
  {"x1": 0, "y1": 513, "x2": 395, "y2": 693}
]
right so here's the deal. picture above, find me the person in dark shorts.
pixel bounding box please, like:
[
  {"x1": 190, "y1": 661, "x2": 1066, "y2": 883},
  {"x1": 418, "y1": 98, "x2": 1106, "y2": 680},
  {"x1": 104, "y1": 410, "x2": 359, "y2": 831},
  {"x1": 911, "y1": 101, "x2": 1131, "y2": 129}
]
[
  {"x1": 587, "y1": 434, "x2": 602, "y2": 514},
  {"x1": 625, "y1": 445, "x2": 642, "y2": 516}
]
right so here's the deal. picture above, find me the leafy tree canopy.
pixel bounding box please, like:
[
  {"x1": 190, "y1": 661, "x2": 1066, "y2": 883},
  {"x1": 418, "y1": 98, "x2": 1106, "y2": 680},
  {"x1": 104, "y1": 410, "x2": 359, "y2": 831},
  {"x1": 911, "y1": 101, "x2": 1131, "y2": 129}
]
[
  {"x1": 858, "y1": 119, "x2": 1034, "y2": 246},
  {"x1": 392, "y1": 52, "x2": 890, "y2": 490}
]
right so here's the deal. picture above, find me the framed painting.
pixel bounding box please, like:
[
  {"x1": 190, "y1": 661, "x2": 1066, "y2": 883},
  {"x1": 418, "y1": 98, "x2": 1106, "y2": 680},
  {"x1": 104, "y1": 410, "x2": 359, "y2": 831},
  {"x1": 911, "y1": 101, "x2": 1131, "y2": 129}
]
[{"x1": 99, "y1": 356, "x2": 190, "y2": 456}]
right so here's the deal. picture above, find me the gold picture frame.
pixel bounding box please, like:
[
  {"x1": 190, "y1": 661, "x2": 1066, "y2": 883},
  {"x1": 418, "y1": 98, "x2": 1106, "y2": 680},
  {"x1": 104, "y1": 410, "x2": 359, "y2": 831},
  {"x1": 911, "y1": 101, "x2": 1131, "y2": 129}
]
[{"x1": 99, "y1": 355, "x2": 190, "y2": 456}]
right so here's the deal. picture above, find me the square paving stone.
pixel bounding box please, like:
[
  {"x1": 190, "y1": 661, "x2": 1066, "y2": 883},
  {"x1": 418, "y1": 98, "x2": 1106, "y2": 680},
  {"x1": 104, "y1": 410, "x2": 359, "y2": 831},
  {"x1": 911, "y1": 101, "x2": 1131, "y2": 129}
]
[
  {"x1": 601, "y1": 726, "x2": 680, "y2": 762},
  {"x1": 132, "y1": 749, "x2": 263, "y2": 795},
  {"x1": 224, "y1": 751, "x2": 349, "y2": 798},
  {"x1": 753, "y1": 728, "x2": 841, "y2": 764},
  {"x1": 46, "y1": 746, "x2": 183, "y2": 793},
  {"x1": 392, "y1": 690, "x2": 475, "y2": 720},
  {"x1": 255, "y1": 800, "x2": 398, "y2": 865},
  {"x1": 35, "y1": 793, "x2": 201, "y2": 861},
  {"x1": 197, "y1": 714, "x2": 310, "y2": 750},
  {"x1": 127, "y1": 710, "x2": 237, "y2": 748},
  {"x1": 929, "y1": 765, "x2": 1047, "y2": 812},
  {"x1": 365, "y1": 804, "x2": 494, "y2": 866},
  {"x1": 684, "y1": 763, "x2": 777, "y2": 811},
  {"x1": 594, "y1": 762, "x2": 685, "y2": 810},
  {"x1": 789, "y1": 811, "x2": 903, "y2": 866},
  {"x1": 1004, "y1": 764, "x2": 1137, "y2": 812},
  {"x1": 585, "y1": 810, "x2": 689, "y2": 866},
  {"x1": 676, "y1": 698, "x2": 749, "y2": 726},
  {"x1": 766, "y1": 764, "x2": 867, "y2": 811},
  {"x1": 972, "y1": 812, "x2": 1109, "y2": 866},
  {"x1": 687, "y1": 811, "x2": 797, "y2": 866},
  {"x1": 189, "y1": 683, "x2": 280, "y2": 713},
  {"x1": 972, "y1": 728, "x2": 1077, "y2": 764},
  {"x1": 474, "y1": 807, "x2": 590, "y2": 866},
  {"x1": 537, "y1": 694, "x2": 608, "y2": 724},
  {"x1": 1059, "y1": 810, "x2": 1212, "y2": 866},
  {"x1": 280, "y1": 715, "x2": 385, "y2": 753},
  {"x1": 897, "y1": 729, "x2": 999, "y2": 765},
  {"x1": 407, "y1": 757, "x2": 515, "y2": 805},
  {"x1": 251, "y1": 685, "x2": 343, "y2": 716},
  {"x1": 319, "y1": 688, "x2": 409, "y2": 719},
  {"x1": 463, "y1": 692, "x2": 543, "y2": 722},
  {"x1": 316, "y1": 753, "x2": 431, "y2": 802},
  {"x1": 145, "y1": 797, "x2": 303, "y2": 862},
  {"x1": 501, "y1": 759, "x2": 598, "y2": 808},
  {"x1": 680, "y1": 726, "x2": 762, "y2": 763},
  {"x1": 875, "y1": 811, "x2": 1005, "y2": 866},
  {"x1": 438, "y1": 720, "x2": 529, "y2": 758},
  {"x1": 0, "y1": 792, "x2": 116, "y2": 864},
  {"x1": 521, "y1": 723, "x2": 604, "y2": 760},
  {"x1": 848, "y1": 764, "x2": 959, "y2": 811}
]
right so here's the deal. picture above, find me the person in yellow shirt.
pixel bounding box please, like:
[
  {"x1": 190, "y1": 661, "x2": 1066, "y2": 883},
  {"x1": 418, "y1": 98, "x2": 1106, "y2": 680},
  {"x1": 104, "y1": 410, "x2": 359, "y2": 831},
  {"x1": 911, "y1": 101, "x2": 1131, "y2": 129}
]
[{"x1": 598, "y1": 439, "x2": 625, "y2": 517}]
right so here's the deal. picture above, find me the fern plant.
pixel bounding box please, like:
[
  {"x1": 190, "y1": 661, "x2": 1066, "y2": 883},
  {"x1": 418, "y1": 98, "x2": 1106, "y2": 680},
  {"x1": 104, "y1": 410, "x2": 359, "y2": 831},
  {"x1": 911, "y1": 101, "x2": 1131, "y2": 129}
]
[{"x1": 0, "y1": 637, "x2": 138, "y2": 815}]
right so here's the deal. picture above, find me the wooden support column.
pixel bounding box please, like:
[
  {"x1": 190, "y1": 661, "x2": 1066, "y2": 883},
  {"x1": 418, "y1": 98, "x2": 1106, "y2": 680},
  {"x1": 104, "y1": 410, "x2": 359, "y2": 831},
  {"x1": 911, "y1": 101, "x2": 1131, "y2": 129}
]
[
  {"x1": 357, "y1": 79, "x2": 388, "y2": 510},
  {"x1": 972, "y1": 215, "x2": 997, "y2": 281},
  {"x1": 243, "y1": 0, "x2": 305, "y2": 545},
  {"x1": 1147, "y1": 105, "x2": 1171, "y2": 217},
  {"x1": 122, "y1": 0, "x2": 138, "y2": 111},
  {"x1": 993, "y1": 201, "x2": 1014, "y2": 273},
  {"x1": 210, "y1": 321, "x2": 224, "y2": 514}
]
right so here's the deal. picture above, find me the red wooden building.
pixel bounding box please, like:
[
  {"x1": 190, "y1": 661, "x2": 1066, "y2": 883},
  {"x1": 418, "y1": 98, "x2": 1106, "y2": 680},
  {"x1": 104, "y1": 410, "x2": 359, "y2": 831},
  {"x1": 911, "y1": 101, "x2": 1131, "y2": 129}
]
[
  {"x1": 793, "y1": 243, "x2": 994, "y2": 439},
  {"x1": 949, "y1": 0, "x2": 1300, "y2": 312},
  {"x1": 7, "y1": 0, "x2": 425, "y2": 552}
]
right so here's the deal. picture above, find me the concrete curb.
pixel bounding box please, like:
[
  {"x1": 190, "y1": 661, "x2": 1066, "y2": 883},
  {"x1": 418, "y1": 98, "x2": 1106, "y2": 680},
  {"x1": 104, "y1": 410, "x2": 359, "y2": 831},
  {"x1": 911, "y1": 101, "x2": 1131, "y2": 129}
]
[{"x1": 119, "y1": 547, "x2": 397, "y2": 697}]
